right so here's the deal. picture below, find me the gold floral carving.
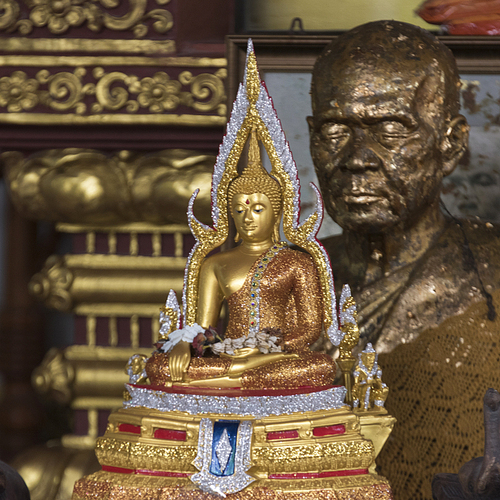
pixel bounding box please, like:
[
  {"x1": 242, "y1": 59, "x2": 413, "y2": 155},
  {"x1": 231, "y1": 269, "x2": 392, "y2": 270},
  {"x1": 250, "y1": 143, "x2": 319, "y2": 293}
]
[
  {"x1": 29, "y1": 255, "x2": 74, "y2": 310},
  {"x1": 0, "y1": 67, "x2": 226, "y2": 117},
  {"x1": 32, "y1": 345, "x2": 146, "y2": 409},
  {"x1": 0, "y1": 0, "x2": 173, "y2": 37},
  {"x1": 95, "y1": 437, "x2": 198, "y2": 471},
  {"x1": 252, "y1": 441, "x2": 374, "y2": 473},
  {"x1": 28, "y1": 253, "x2": 186, "y2": 312},
  {"x1": 0, "y1": 71, "x2": 38, "y2": 111},
  {"x1": 3, "y1": 149, "x2": 215, "y2": 225}
]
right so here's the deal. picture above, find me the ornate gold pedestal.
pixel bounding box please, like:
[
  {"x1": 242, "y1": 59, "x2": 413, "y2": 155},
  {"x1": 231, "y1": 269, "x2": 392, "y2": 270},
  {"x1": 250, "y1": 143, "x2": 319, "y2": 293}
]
[{"x1": 72, "y1": 384, "x2": 395, "y2": 499}]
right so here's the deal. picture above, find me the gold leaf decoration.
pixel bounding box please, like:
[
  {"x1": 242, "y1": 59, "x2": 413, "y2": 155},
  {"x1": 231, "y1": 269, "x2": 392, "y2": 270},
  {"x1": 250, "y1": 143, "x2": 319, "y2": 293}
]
[
  {"x1": 0, "y1": 71, "x2": 39, "y2": 112},
  {"x1": 0, "y1": 0, "x2": 173, "y2": 37},
  {"x1": 0, "y1": 67, "x2": 226, "y2": 118}
]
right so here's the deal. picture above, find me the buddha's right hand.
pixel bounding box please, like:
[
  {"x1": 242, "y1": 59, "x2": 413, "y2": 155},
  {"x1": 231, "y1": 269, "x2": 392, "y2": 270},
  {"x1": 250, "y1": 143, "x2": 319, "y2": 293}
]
[{"x1": 169, "y1": 341, "x2": 191, "y2": 382}]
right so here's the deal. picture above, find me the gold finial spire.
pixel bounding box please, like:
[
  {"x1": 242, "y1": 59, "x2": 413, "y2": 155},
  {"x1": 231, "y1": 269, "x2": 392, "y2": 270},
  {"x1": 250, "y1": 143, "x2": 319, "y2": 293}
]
[{"x1": 246, "y1": 49, "x2": 260, "y2": 105}]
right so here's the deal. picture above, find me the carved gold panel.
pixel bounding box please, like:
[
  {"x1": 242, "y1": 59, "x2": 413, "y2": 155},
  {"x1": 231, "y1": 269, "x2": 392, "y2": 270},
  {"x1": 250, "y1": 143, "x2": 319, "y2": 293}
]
[
  {"x1": 0, "y1": 0, "x2": 174, "y2": 38},
  {"x1": 0, "y1": 61, "x2": 227, "y2": 125}
]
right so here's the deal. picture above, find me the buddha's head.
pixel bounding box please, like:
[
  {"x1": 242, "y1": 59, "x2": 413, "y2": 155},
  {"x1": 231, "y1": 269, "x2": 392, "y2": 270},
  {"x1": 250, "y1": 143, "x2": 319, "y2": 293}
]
[
  {"x1": 229, "y1": 130, "x2": 282, "y2": 244},
  {"x1": 308, "y1": 20, "x2": 469, "y2": 234}
]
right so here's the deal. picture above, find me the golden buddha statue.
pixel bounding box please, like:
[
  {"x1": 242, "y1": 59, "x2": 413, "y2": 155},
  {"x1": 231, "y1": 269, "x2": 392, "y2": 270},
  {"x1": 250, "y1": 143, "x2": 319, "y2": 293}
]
[
  {"x1": 71, "y1": 40, "x2": 395, "y2": 500},
  {"x1": 145, "y1": 129, "x2": 335, "y2": 390}
]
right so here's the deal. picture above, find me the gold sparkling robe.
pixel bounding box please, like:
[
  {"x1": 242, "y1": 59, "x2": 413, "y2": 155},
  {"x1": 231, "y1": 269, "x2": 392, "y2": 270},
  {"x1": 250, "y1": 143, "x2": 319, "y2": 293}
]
[{"x1": 146, "y1": 249, "x2": 335, "y2": 389}]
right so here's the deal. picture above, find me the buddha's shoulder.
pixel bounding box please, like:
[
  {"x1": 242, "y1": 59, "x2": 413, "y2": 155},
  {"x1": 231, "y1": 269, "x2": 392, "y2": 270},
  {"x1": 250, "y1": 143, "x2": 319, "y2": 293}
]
[
  {"x1": 199, "y1": 249, "x2": 235, "y2": 273},
  {"x1": 279, "y1": 247, "x2": 316, "y2": 267}
]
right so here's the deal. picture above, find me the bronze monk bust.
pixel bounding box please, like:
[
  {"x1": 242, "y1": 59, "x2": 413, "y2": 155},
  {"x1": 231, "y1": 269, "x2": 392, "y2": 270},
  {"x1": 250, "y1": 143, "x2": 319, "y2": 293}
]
[{"x1": 308, "y1": 20, "x2": 500, "y2": 500}]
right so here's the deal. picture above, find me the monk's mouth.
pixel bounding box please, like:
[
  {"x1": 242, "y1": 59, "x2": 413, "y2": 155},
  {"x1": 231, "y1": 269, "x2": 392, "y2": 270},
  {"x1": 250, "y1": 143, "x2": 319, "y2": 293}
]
[{"x1": 343, "y1": 194, "x2": 383, "y2": 204}]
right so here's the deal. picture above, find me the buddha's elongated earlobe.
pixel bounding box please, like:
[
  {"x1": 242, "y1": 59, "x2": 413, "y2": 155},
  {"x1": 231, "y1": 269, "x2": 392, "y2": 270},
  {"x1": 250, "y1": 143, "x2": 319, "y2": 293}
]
[
  {"x1": 272, "y1": 221, "x2": 280, "y2": 244},
  {"x1": 234, "y1": 231, "x2": 241, "y2": 243}
]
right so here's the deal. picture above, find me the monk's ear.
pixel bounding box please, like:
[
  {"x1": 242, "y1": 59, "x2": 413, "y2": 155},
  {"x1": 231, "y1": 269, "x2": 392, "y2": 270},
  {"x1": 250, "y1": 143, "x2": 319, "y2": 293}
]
[
  {"x1": 440, "y1": 115, "x2": 469, "y2": 176},
  {"x1": 307, "y1": 116, "x2": 314, "y2": 135}
]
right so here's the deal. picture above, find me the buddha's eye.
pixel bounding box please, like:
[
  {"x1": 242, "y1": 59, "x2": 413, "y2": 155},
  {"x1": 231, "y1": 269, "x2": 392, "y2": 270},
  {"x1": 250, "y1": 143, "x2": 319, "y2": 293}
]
[
  {"x1": 253, "y1": 205, "x2": 264, "y2": 214},
  {"x1": 234, "y1": 205, "x2": 245, "y2": 214}
]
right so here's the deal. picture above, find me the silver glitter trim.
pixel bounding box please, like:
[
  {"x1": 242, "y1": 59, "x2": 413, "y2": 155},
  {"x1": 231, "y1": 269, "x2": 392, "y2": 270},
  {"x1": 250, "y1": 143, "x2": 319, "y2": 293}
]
[
  {"x1": 124, "y1": 385, "x2": 347, "y2": 418},
  {"x1": 248, "y1": 242, "x2": 286, "y2": 335},
  {"x1": 191, "y1": 419, "x2": 254, "y2": 497},
  {"x1": 307, "y1": 183, "x2": 324, "y2": 241},
  {"x1": 364, "y1": 386, "x2": 371, "y2": 410},
  {"x1": 159, "y1": 289, "x2": 181, "y2": 337},
  {"x1": 339, "y1": 284, "x2": 357, "y2": 327}
]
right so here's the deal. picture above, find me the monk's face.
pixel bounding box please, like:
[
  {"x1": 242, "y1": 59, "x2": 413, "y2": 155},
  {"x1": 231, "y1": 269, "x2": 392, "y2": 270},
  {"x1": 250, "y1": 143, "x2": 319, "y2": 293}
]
[
  {"x1": 309, "y1": 60, "x2": 449, "y2": 234},
  {"x1": 231, "y1": 193, "x2": 276, "y2": 243}
]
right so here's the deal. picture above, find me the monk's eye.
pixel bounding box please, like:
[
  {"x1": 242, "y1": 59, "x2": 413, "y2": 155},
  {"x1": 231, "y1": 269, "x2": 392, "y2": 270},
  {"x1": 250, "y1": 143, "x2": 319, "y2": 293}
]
[
  {"x1": 374, "y1": 121, "x2": 412, "y2": 147},
  {"x1": 321, "y1": 123, "x2": 351, "y2": 145}
]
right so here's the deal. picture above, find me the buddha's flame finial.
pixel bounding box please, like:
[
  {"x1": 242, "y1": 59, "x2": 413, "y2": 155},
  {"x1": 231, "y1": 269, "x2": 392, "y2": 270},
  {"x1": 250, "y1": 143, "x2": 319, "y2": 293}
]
[{"x1": 245, "y1": 42, "x2": 260, "y2": 105}]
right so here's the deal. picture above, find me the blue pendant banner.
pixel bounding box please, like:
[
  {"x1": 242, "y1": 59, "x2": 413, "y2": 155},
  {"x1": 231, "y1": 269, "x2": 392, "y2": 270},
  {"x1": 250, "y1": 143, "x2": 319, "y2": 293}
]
[{"x1": 209, "y1": 420, "x2": 240, "y2": 477}]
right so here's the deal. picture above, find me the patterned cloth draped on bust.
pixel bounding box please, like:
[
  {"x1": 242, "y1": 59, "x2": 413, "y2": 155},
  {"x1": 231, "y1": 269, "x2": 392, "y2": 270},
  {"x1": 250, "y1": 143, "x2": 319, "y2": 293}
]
[{"x1": 146, "y1": 248, "x2": 335, "y2": 389}]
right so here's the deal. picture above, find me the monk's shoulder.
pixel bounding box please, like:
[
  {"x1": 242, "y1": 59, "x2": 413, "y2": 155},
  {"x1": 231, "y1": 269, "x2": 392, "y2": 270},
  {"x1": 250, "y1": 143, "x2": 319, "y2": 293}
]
[
  {"x1": 320, "y1": 234, "x2": 345, "y2": 257},
  {"x1": 441, "y1": 219, "x2": 500, "y2": 262}
]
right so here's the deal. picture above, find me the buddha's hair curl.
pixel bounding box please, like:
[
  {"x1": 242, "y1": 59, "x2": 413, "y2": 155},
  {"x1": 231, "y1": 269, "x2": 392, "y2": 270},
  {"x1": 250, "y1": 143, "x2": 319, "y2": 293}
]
[{"x1": 228, "y1": 129, "x2": 282, "y2": 219}]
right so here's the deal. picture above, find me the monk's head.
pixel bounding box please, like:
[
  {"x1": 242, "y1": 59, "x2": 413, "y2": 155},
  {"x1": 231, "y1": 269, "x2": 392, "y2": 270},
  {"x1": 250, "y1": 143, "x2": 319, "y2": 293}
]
[{"x1": 308, "y1": 20, "x2": 469, "y2": 233}]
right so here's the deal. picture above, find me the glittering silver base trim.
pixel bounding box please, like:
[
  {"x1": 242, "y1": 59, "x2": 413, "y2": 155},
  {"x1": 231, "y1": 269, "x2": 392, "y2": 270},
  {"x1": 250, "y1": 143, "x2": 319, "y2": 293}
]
[
  {"x1": 124, "y1": 385, "x2": 347, "y2": 418},
  {"x1": 191, "y1": 419, "x2": 254, "y2": 497}
]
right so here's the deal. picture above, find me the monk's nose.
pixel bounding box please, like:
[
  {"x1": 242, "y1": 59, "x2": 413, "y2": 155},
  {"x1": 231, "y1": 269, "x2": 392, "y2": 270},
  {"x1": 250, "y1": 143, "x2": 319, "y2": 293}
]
[{"x1": 345, "y1": 129, "x2": 381, "y2": 172}]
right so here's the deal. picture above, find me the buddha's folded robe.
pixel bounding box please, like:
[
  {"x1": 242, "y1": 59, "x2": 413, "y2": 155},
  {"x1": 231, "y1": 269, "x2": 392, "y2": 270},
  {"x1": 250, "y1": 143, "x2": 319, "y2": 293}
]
[{"x1": 146, "y1": 248, "x2": 336, "y2": 389}]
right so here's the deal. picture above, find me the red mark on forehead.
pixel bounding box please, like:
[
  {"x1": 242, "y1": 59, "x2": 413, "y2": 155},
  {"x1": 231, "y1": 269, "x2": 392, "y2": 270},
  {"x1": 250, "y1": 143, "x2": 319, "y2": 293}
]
[{"x1": 246, "y1": 199, "x2": 250, "y2": 204}]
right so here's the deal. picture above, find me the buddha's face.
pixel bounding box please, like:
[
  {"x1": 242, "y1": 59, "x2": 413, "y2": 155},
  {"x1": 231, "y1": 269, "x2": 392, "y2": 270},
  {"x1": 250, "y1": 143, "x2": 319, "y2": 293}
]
[
  {"x1": 308, "y1": 25, "x2": 467, "y2": 233},
  {"x1": 231, "y1": 193, "x2": 276, "y2": 243}
]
